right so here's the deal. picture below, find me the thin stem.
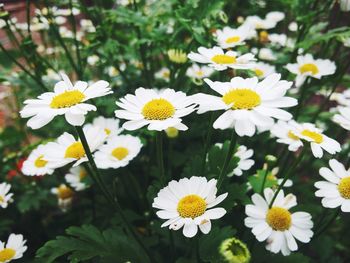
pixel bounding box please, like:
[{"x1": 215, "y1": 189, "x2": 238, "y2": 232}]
[
  {"x1": 26, "y1": 0, "x2": 31, "y2": 34},
  {"x1": 200, "y1": 112, "x2": 215, "y2": 175},
  {"x1": 313, "y1": 208, "x2": 340, "y2": 239},
  {"x1": 156, "y1": 132, "x2": 166, "y2": 184},
  {"x1": 217, "y1": 129, "x2": 237, "y2": 190},
  {"x1": 269, "y1": 149, "x2": 306, "y2": 208},
  {"x1": 260, "y1": 164, "x2": 269, "y2": 195}
]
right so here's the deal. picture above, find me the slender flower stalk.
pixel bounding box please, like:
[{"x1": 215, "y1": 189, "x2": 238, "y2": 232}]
[
  {"x1": 313, "y1": 208, "x2": 341, "y2": 239},
  {"x1": 200, "y1": 112, "x2": 215, "y2": 175},
  {"x1": 260, "y1": 164, "x2": 269, "y2": 194}
]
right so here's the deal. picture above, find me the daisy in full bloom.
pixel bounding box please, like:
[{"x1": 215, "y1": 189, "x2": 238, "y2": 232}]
[
  {"x1": 51, "y1": 184, "x2": 75, "y2": 211},
  {"x1": 285, "y1": 54, "x2": 336, "y2": 87},
  {"x1": 155, "y1": 67, "x2": 170, "y2": 81},
  {"x1": 115, "y1": 88, "x2": 196, "y2": 131},
  {"x1": 214, "y1": 25, "x2": 251, "y2": 49},
  {"x1": 252, "y1": 62, "x2": 276, "y2": 79},
  {"x1": 65, "y1": 166, "x2": 89, "y2": 191},
  {"x1": 94, "y1": 135, "x2": 142, "y2": 169},
  {"x1": 187, "y1": 46, "x2": 256, "y2": 71},
  {"x1": 270, "y1": 120, "x2": 303, "y2": 152},
  {"x1": 332, "y1": 107, "x2": 350, "y2": 130},
  {"x1": 152, "y1": 176, "x2": 228, "y2": 238},
  {"x1": 186, "y1": 64, "x2": 214, "y2": 80},
  {"x1": 20, "y1": 73, "x2": 111, "y2": 129},
  {"x1": 0, "y1": 234, "x2": 27, "y2": 262},
  {"x1": 265, "y1": 11, "x2": 285, "y2": 24},
  {"x1": 293, "y1": 123, "x2": 341, "y2": 158},
  {"x1": 245, "y1": 188, "x2": 313, "y2": 256},
  {"x1": 45, "y1": 126, "x2": 106, "y2": 167},
  {"x1": 315, "y1": 159, "x2": 350, "y2": 212},
  {"x1": 0, "y1": 183, "x2": 13, "y2": 209},
  {"x1": 83, "y1": 116, "x2": 123, "y2": 137},
  {"x1": 243, "y1": 15, "x2": 276, "y2": 30},
  {"x1": 22, "y1": 144, "x2": 55, "y2": 176},
  {"x1": 194, "y1": 73, "x2": 297, "y2": 137},
  {"x1": 230, "y1": 145, "x2": 255, "y2": 176}
]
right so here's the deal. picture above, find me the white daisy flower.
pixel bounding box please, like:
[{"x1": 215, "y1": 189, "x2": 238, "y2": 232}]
[
  {"x1": 194, "y1": 73, "x2": 297, "y2": 137},
  {"x1": 271, "y1": 120, "x2": 303, "y2": 152},
  {"x1": 285, "y1": 54, "x2": 336, "y2": 87},
  {"x1": 87, "y1": 55, "x2": 99, "y2": 66},
  {"x1": 257, "y1": 48, "x2": 277, "y2": 61},
  {"x1": 83, "y1": 116, "x2": 123, "y2": 137},
  {"x1": 186, "y1": 64, "x2": 214, "y2": 79},
  {"x1": 245, "y1": 188, "x2": 313, "y2": 256},
  {"x1": 187, "y1": 46, "x2": 256, "y2": 71},
  {"x1": 152, "y1": 176, "x2": 228, "y2": 238},
  {"x1": 268, "y1": 33, "x2": 294, "y2": 48},
  {"x1": 155, "y1": 67, "x2": 170, "y2": 81},
  {"x1": 45, "y1": 126, "x2": 106, "y2": 168},
  {"x1": 0, "y1": 234, "x2": 27, "y2": 262},
  {"x1": 340, "y1": 0, "x2": 350, "y2": 11},
  {"x1": 333, "y1": 107, "x2": 350, "y2": 130},
  {"x1": 252, "y1": 62, "x2": 276, "y2": 79},
  {"x1": 0, "y1": 183, "x2": 13, "y2": 209},
  {"x1": 214, "y1": 25, "x2": 251, "y2": 49},
  {"x1": 316, "y1": 159, "x2": 350, "y2": 212},
  {"x1": 115, "y1": 87, "x2": 196, "y2": 131},
  {"x1": 293, "y1": 123, "x2": 341, "y2": 158},
  {"x1": 20, "y1": 73, "x2": 112, "y2": 129},
  {"x1": 231, "y1": 145, "x2": 255, "y2": 176},
  {"x1": 288, "y1": 22, "x2": 298, "y2": 32},
  {"x1": 94, "y1": 135, "x2": 142, "y2": 169},
  {"x1": 22, "y1": 144, "x2": 55, "y2": 176},
  {"x1": 65, "y1": 166, "x2": 89, "y2": 191},
  {"x1": 243, "y1": 15, "x2": 276, "y2": 30},
  {"x1": 265, "y1": 11, "x2": 285, "y2": 24},
  {"x1": 51, "y1": 184, "x2": 74, "y2": 211}
]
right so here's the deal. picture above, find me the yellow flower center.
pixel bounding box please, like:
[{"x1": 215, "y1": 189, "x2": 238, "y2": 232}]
[
  {"x1": 0, "y1": 196, "x2": 4, "y2": 203},
  {"x1": 177, "y1": 194, "x2": 207, "y2": 219},
  {"x1": 79, "y1": 169, "x2": 87, "y2": 180},
  {"x1": 111, "y1": 147, "x2": 129, "y2": 160},
  {"x1": 254, "y1": 69, "x2": 264, "y2": 77},
  {"x1": 57, "y1": 185, "x2": 74, "y2": 199},
  {"x1": 287, "y1": 131, "x2": 299, "y2": 141},
  {"x1": 222, "y1": 89, "x2": 261, "y2": 110},
  {"x1": 196, "y1": 70, "x2": 204, "y2": 77},
  {"x1": 34, "y1": 155, "x2": 48, "y2": 168},
  {"x1": 338, "y1": 177, "x2": 350, "y2": 199},
  {"x1": 50, "y1": 90, "x2": 85, "y2": 109},
  {"x1": 266, "y1": 207, "x2": 292, "y2": 231},
  {"x1": 225, "y1": 36, "x2": 241, "y2": 44},
  {"x1": 162, "y1": 71, "x2": 170, "y2": 78},
  {"x1": 64, "y1": 142, "x2": 85, "y2": 159},
  {"x1": 104, "y1": 128, "x2": 111, "y2": 135},
  {"x1": 142, "y1": 99, "x2": 175, "y2": 120},
  {"x1": 259, "y1": 31, "x2": 269, "y2": 42},
  {"x1": 299, "y1": 63, "x2": 319, "y2": 75},
  {"x1": 211, "y1": 54, "x2": 236, "y2": 64},
  {"x1": 0, "y1": 248, "x2": 16, "y2": 262},
  {"x1": 301, "y1": 129, "x2": 323, "y2": 144}
]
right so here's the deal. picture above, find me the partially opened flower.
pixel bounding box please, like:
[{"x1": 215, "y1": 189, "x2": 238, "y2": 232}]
[
  {"x1": 45, "y1": 126, "x2": 106, "y2": 167},
  {"x1": 285, "y1": 54, "x2": 336, "y2": 87},
  {"x1": 265, "y1": 11, "x2": 285, "y2": 24},
  {"x1": 243, "y1": 15, "x2": 276, "y2": 30},
  {"x1": 214, "y1": 25, "x2": 251, "y2": 49},
  {"x1": 245, "y1": 188, "x2": 313, "y2": 256},
  {"x1": 22, "y1": 144, "x2": 55, "y2": 176},
  {"x1": 271, "y1": 120, "x2": 303, "y2": 152},
  {"x1": 152, "y1": 176, "x2": 228, "y2": 238},
  {"x1": 0, "y1": 183, "x2": 13, "y2": 209},
  {"x1": 94, "y1": 135, "x2": 142, "y2": 169},
  {"x1": 194, "y1": 73, "x2": 297, "y2": 137},
  {"x1": 186, "y1": 64, "x2": 214, "y2": 80},
  {"x1": 155, "y1": 67, "x2": 170, "y2": 81},
  {"x1": 115, "y1": 88, "x2": 196, "y2": 131},
  {"x1": 293, "y1": 123, "x2": 341, "y2": 158},
  {"x1": 333, "y1": 106, "x2": 350, "y2": 130},
  {"x1": 65, "y1": 166, "x2": 89, "y2": 191},
  {"x1": 83, "y1": 116, "x2": 123, "y2": 137},
  {"x1": 188, "y1": 46, "x2": 256, "y2": 71},
  {"x1": 0, "y1": 234, "x2": 27, "y2": 262},
  {"x1": 51, "y1": 184, "x2": 74, "y2": 211},
  {"x1": 231, "y1": 145, "x2": 255, "y2": 176},
  {"x1": 20, "y1": 73, "x2": 111, "y2": 129},
  {"x1": 252, "y1": 62, "x2": 276, "y2": 79},
  {"x1": 315, "y1": 159, "x2": 350, "y2": 212}
]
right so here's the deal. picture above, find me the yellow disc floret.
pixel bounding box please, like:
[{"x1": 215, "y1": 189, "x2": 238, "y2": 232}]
[
  {"x1": 50, "y1": 90, "x2": 85, "y2": 109},
  {"x1": 254, "y1": 69, "x2": 264, "y2": 77},
  {"x1": 142, "y1": 99, "x2": 175, "y2": 120},
  {"x1": 0, "y1": 248, "x2": 16, "y2": 262},
  {"x1": 64, "y1": 142, "x2": 85, "y2": 159},
  {"x1": 338, "y1": 177, "x2": 350, "y2": 199},
  {"x1": 299, "y1": 63, "x2": 319, "y2": 75},
  {"x1": 287, "y1": 131, "x2": 299, "y2": 141},
  {"x1": 34, "y1": 155, "x2": 48, "y2": 168},
  {"x1": 266, "y1": 207, "x2": 292, "y2": 231},
  {"x1": 211, "y1": 54, "x2": 236, "y2": 64},
  {"x1": 301, "y1": 129, "x2": 323, "y2": 144},
  {"x1": 222, "y1": 89, "x2": 261, "y2": 110},
  {"x1": 225, "y1": 36, "x2": 241, "y2": 44},
  {"x1": 177, "y1": 194, "x2": 207, "y2": 219},
  {"x1": 111, "y1": 147, "x2": 129, "y2": 160},
  {"x1": 57, "y1": 185, "x2": 74, "y2": 199},
  {"x1": 104, "y1": 128, "x2": 111, "y2": 135}
]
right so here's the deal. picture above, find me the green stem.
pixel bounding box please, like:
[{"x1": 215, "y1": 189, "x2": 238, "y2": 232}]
[
  {"x1": 313, "y1": 208, "x2": 340, "y2": 239},
  {"x1": 260, "y1": 164, "x2": 269, "y2": 195},
  {"x1": 217, "y1": 129, "x2": 237, "y2": 190},
  {"x1": 156, "y1": 132, "x2": 166, "y2": 184},
  {"x1": 200, "y1": 112, "x2": 215, "y2": 175},
  {"x1": 75, "y1": 126, "x2": 154, "y2": 262}
]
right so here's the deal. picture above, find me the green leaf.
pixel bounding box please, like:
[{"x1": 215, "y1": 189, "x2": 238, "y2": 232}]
[{"x1": 248, "y1": 169, "x2": 277, "y2": 194}]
